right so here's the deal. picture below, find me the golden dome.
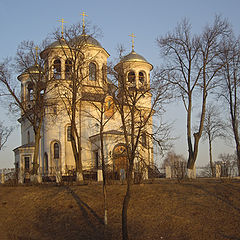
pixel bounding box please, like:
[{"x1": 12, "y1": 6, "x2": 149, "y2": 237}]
[
  {"x1": 116, "y1": 50, "x2": 153, "y2": 70},
  {"x1": 43, "y1": 34, "x2": 102, "y2": 50},
  {"x1": 17, "y1": 65, "x2": 42, "y2": 81},
  {"x1": 40, "y1": 34, "x2": 105, "y2": 59},
  {"x1": 121, "y1": 50, "x2": 148, "y2": 63}
]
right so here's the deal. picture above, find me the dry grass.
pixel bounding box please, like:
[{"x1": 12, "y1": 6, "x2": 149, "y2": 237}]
[{"x1": 0, "y1": 180, "x2": 240, "y2": 240}]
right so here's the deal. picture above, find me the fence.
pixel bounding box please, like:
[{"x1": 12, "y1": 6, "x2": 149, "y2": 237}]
[{"x1": 0, "y1": 168, "x2": 15, "y2": 184}]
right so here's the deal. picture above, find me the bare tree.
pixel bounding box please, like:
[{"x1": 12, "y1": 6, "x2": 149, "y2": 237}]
[
  {"x1": 109, "y1": 55, "x2": 171, "y2": 239},
  {"x1": 218, "y1": 33, "x2": 240, "y2": 175},
  {"x1": 163, "y1": 150, "x2": 187, "y2": 181},
  {"x1": 199, "y1": 163, "x2": 214, "y2": 178},
  {"x1": 0, "y1": 41, "x2": 51, "y2": 180},
  {"x1": 82, "y1": 80, "x2": 117, "y2": 226},
  {"x1": 0, "y1": 121, "x2": 13, "y2": 150},
  {"x1": 218, "y1": 153, "x2": 238, "y2": 177},
  {"x1": 46, "y1": 21, "x2": 103, "y2": 181},
  {"x1": 202, "y1": 104, "x2": 226, "y2": 176},
  {"x1": 157, "y1": 16, "x2": 231, "y2": 176}
]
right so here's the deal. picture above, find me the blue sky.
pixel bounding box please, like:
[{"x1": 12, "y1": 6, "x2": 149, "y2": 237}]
[{"x1": 0, "y1": 0, "x2": 239, "y2": 168}]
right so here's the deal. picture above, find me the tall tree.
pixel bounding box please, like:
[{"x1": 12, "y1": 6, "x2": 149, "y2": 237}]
[
  {"x1": 110, "y1": 58, "x2": 171, "y2": 239},
  {"x1": 47, "y1": 21, "x2": 103, "y2": 181},
  {"x1": 81, "y1": 78, "x2": 116, "y2": 226},
  {"x1": 0, "y1": 40, "x2": 52, "y2": 179},
  {"x1": 202, "y1": 104, "x2": 226, "y2": 176},
  {"x1": 157, "y1": 16, "x2": 231, "y2": 175},
  {"x1": 218, "y1": 34, "x2": 240, "y2": 175}
]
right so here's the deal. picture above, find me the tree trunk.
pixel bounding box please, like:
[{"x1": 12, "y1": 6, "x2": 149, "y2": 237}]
[
  {"x1": 236, "y1": 143, "x2": 240, "y2": 176},
  {"x1": 122, "y1": 178, "x2": 131, "y2": 240},
  {"x1": 70, "y1": 99, "x2": 83, "y2": 182},
  {"x1": 208, "y1": 137, "x2": 214, "y2": 177},
  {"x1": 231, "y1": 119, "x2": 240, "y2": 176},
  {"x1": 100, "y1": 124, "x2": 108, "y2": 226},
  {"x1": 32, "y1": 117, "x2": 43, "y2": 177},
  {"x1": 187, "y1": 90, "x2": 207, "y2": 172},
  {"x1": 187, "y1": 94, "x2": 195, "y2": 170},
  {"x1": 103, "y1": 183, "x2": 108, "y2": 225},
  {"x1": 32, "y1": 131, "x2": 40, "y2": 175},
  {"x1": 122, "y1": 157, "x2": 134, "y2": 240}
]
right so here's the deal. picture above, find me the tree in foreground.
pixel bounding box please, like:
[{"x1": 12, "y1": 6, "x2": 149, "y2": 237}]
[
  {"x1": 218, "y1": 34, "x2": 240, "y2": 175},
  {"x1": 81, "y1": 73, "x2": 116, "y2": 226},
  {"x1": 47, "y1": 18, "x2": 104, "y2": 181},
  {"x1": 0, "y1": 41, "x2": 52, "y2": 181},
  {"x1": 109, "y1": 42, "x2": 171, "y2": 239},
  {"x1": 157, "y1": 16, "x2": 231, "y2": 176},
  {"x1": 202, "y1": 104, "x2": 226, "y2": 177}
]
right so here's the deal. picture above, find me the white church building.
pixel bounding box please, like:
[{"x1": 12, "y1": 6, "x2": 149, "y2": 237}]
[{"x1": 13, "y1": 23, "x2": 154, "y2": 183}]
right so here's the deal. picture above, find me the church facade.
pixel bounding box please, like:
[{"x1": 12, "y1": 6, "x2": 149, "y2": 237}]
[{"x1": 13, "y1": 29, "x2": 154, "y2": 183}]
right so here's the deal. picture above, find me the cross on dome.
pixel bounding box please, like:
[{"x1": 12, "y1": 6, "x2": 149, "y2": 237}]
[
  {"x1": 80, "y1": 11, "x2": 88, "y2": 34},
  {"x1": 129, "y1": 33, "x2": 136, "y2": 52},
  {"x1": 57, "y1": 18, "x2": 67, "y2": 39}
]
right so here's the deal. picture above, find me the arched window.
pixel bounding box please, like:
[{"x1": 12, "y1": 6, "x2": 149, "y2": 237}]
[
  {"x1": 27, "y1": 83, "x2": 34, "y2": 101},
  {"x1": 67, "y1": 126, "x2": 72, "y2": 141},
  {"x1": 128, "y1": 71, "x2": 136, "y2": 83},
  {"x1": 53, "y1": 142, "x2": 60, "y2": 159},
  {"x1": 53, "y1": 59, "x2": 61, "y2": 79},
  {"x1": 139, "y1": 71, "x2": 145, "y2": 85},
  {"x1": 44, "y1": 153, "x2": 48, "y2": 173},
  {"x1": 105, "y1": 96, "x2": 114, "y2": 119},
  {"x1": 141, "y1": 132, "x2": 147, "y2": 147},
  {"x1": 21, "y1": 83, "x2": 24, "y2": 101},
  {"x1": 24, "y1": 156, "x2": 30, "y2": 170},
  {"x1": 102, "y1": 64, "x2": 107, "y2": 83},
  {"x1": 89, "y1": 62, "x2": 97, "y2": 81},
  {"x1": 65, "y1": 59, "x2": 72, "y2": 79}
]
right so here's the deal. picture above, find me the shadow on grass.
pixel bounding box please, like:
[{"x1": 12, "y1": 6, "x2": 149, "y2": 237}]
[
  {"x1": 8, "y1": 186, "x2": 107, "y2": 240},
  {"x1": 218, "y1": 233, "x2": 240, "y2": 240},
  {"x1": 63, "y1": 185, "x2": 104, "y2": 226},
  {"x1": 184, "y1": 183, "x2": 240, "y2": 215}
]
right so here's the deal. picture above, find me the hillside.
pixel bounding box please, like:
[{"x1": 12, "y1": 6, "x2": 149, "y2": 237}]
[{"x1": 0, "y1": 180, "x2": 240, "y2": 240}]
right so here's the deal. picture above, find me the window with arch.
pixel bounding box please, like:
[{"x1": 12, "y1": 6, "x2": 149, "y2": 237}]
[
  {"x1": 139, "y1": 71, "x2": 145, "y2": 85},
  {"x1": 141, "y1": 132, "x2": 147, "y2": 147},
  {"x1": 21, "y1": 83, "x2": 24, "y2": 101},
  {"x1": 128, "y1": 71, "x2": 136, "y2": 83},
  {"x1": 102, "y1": 64, "x2": 107, "y2": 83},
  {"x1": 53, "y1": 59, "x2": 61, "y2": 79},
  {"x1": 24, "y1": 156, "x2": 30, "y2": 170},
  {"x1": 27, "y1": 83, "x2": 34, "y2": 101},
  {"x1": 105, "y1": 96, "x2": 114, "y2": 119},
  {"x1": 89, "y1": 62, "x2": 97, "y2": 81},
  {"x1": 44, "y1": 152, "x2": 48, "y2": 173},
  {"x1": 67, "y1": 126, "x2": 72, "y2": 141},
  {"x1": 53, "y1": 142, "x2": 60, "y2": 159},
  {"x1": 65, "y1": 59, "x2": 72, "y2": 79}
]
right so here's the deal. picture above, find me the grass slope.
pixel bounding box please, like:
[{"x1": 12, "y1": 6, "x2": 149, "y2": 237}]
[{"x1": 0, "y1": 180, "x2": 240, "y2": 240}]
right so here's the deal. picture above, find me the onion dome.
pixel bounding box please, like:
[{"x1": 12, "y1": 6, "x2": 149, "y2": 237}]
[
  {"x1": 40, "y1": 33, "x2": 105, "y2": 59},
  {"x1": 45, "y1": 38, "x2": 68, "y2": 49},
  {"x1": 115, "y1": 50, "x2": 153, "y2": 70},
  {"x1": 121, "y1": 50, "x2": 149, "y2": 64},
  {"x1": 70, "y1": 34, "x2": 102, "y2": 48},
  {"x1": 17, "y1": 65, "x2": 43, "y2": 81},
  {"x1": 46, "y1": 34, "x2": 102, "y2": 49}
]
